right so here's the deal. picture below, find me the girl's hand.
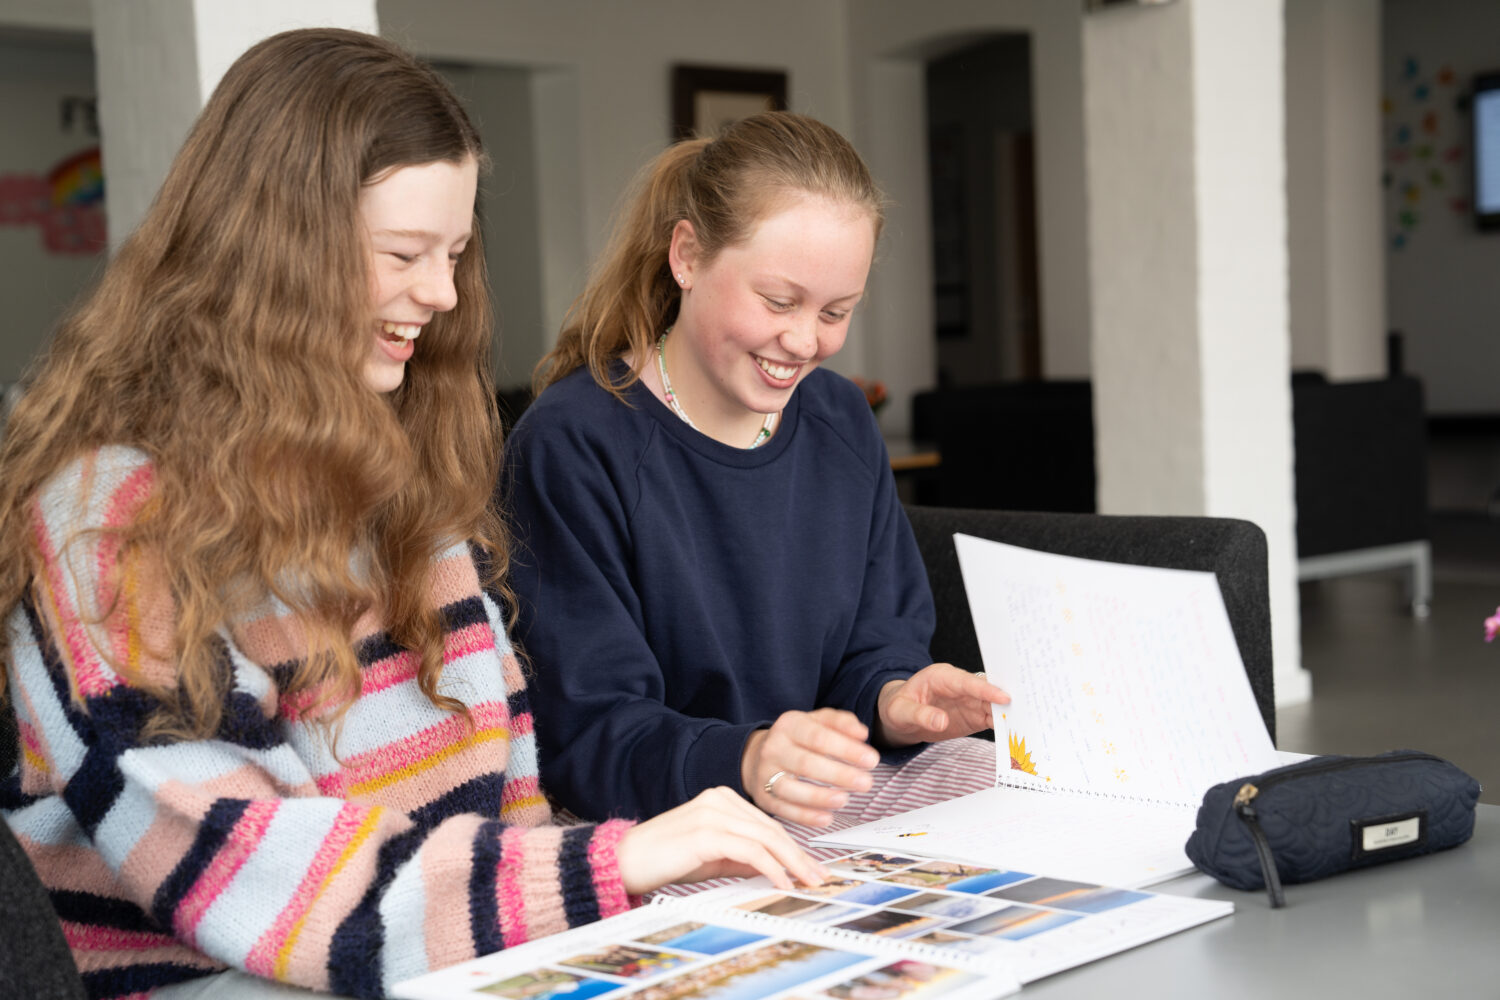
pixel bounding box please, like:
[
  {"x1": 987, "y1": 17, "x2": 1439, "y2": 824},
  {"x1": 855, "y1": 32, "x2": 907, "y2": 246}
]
[
  {"x1": 873, "y1": 663, "x2": 1011, "y2": 748},
  {"x1": 741, "y1": 708, "x2": 879, "y2": 827},
  {"x1": 614, "y1": 787, "x2": 829, "y2": 893}
]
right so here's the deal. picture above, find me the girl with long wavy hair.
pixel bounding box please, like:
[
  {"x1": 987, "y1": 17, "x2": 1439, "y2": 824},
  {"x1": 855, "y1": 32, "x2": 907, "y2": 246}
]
[
  {"x1": 503, "y1": 112, "x2": 1010, "y2": 838},
  {"x1": 0, "y1": 29, "x2": 822, "y2": 1000}
]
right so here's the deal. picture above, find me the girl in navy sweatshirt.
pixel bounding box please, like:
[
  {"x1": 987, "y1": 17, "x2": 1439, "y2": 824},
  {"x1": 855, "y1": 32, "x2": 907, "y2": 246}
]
[{"x1": 504, "y1": 112, "x2": 1010, "y2": 833}]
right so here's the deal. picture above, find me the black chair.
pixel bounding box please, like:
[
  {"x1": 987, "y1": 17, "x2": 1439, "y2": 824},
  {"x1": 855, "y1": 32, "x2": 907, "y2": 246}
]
[
  {"x1": 1, "y1": 704, "x2": 87, "y2": 1000},
  {"x1": 904, "y1": 504, "x2": 1276, "y2": 743}
]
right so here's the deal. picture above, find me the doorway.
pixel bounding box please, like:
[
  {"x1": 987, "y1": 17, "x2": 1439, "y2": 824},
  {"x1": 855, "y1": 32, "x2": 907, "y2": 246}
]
[{"x1": 926, "y1": 34, "x2": 1042, "y2": 387}]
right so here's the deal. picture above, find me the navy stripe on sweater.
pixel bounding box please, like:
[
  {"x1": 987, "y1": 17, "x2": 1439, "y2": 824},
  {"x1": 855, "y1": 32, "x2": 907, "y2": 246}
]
[
  {"x1": 466, "y1": 818, "x2": 505, "y2": 958},
  {"x1": 151, "y1": 798, "x2": 249, "y2": 928},
  {"x1": 328, "y1": 825, "x2": 425, "y2": 999},
  {"x1": 558, "y1": 824, "x2": 600, "y2": 929}
]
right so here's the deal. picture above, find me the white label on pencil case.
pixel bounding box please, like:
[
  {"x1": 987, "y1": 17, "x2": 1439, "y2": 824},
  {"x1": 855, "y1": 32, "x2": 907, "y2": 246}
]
[{"x1": 1361, "y1": 815, "x2": 1421, "y2": 852}]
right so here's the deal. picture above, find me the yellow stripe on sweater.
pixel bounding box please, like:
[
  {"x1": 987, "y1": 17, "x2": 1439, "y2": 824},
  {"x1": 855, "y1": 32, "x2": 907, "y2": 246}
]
[
  {"x1": 273, "y1": 806, "x2": 385, "y2": 981},
  {"x1": 345, "y1": 726, "x2": 508, "y2": 798}
]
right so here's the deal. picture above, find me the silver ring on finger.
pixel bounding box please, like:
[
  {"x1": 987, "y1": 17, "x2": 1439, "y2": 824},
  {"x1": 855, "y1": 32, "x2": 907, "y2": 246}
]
[{"x1": 763, "y1": 769, "x2": 791, "y2": 797}]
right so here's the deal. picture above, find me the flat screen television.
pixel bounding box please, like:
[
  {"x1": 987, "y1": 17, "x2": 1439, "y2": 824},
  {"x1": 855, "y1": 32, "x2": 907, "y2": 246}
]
[{"x1": 1473, "y1": 71, "x2": 1500, "y2": 230}]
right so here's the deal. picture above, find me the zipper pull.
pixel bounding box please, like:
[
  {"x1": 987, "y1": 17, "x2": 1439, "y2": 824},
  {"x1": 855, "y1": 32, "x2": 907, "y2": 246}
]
[{"x1": 1234, "y1": 785, "x2": 1285, "y2": 908}]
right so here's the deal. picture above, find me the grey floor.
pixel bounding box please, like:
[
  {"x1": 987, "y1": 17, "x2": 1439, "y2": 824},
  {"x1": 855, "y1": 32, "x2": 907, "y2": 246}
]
[{"x1": 1278, "y1": 511, "x2": 1500, "y2": 806}]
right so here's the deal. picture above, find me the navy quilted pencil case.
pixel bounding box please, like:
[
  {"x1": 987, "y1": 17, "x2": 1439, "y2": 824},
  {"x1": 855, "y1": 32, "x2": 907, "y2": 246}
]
[{"x1": 1185, "y1": 749, "x2": 1481, "y2": 908}]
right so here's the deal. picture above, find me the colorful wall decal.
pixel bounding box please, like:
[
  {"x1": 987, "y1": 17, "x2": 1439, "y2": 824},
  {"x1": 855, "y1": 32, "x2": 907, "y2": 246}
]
[
  {"x1": 0, "y1": 146, "x2": 105, "y2": 255},
  {"x1": 1384, "y1": 57, "x2": 1467, "y2": 250}
]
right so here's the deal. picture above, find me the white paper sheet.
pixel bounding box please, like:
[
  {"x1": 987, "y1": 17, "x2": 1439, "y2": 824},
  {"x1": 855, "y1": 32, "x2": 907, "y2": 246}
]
[
  {"x1": 812, "y1": 537, "x2": 1288, "y2": 888},
  {"x1": 956, "y1": 534, "x2": 1278, "y2": 806}
]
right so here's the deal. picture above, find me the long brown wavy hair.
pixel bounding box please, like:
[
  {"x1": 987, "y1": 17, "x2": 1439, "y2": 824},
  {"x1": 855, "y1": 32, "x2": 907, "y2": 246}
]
[
  {"x1": 0, "y1": 28, "x2": 504, "y2": 737},
  {"x1": 534, "y1": 111, "x2": 886, "y2": 396}
]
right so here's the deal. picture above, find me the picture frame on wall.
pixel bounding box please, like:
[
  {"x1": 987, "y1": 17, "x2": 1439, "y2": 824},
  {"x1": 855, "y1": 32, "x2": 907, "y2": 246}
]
[{"x1": 671, "y1": 64, "x2": 788, "y2": 141}]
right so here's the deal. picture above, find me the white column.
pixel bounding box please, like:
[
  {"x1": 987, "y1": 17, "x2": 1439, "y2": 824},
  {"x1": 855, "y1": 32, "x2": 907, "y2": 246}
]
[
  {"x1": 1084, "y1": 0, "x2": 1310, "y2": 706},
  {"x1": 854, "y1": 57, "x2": 935, "y2": 431},
  {"x1": 1286, "y1": 0, "x2": 1385, "y2": 378},
  {"x1": 90, "y1": 0, "x2": 378, "y2": 250}
]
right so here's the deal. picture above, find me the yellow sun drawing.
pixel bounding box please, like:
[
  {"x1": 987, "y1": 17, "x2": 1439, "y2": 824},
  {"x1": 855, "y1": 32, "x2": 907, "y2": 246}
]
[{"x1": 1009, "y1": 733, "x2": 1038, "y2": 775}]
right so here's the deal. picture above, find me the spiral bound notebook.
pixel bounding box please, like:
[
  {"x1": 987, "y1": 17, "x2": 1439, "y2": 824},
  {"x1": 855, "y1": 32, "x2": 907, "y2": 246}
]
[
  {"x1": 811, "y1": 535, "x2": 1284, "y2": 888},
  {"x1": 391, "y1": 849, "x2": 1231, "y2": 1000}
]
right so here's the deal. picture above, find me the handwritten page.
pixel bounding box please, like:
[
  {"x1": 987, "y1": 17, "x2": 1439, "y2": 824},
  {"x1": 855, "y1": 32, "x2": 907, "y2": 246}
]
[
  {"x1": 812, "y1": 538, "x2": 1292, "y2": 888},
  {"x1": 957, "y1": 534, "x2": 1278, "y2": 807}
]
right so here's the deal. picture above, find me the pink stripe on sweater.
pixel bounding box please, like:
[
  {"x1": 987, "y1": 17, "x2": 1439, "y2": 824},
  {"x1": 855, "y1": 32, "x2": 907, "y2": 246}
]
[
  {"x1": 174, "y1": 799, "x2": 281, "y2": 944},
  {"x1": 588, "y1": 820, "x2": 634, "y2": 920},
  {"x1": 279, "y1": 621, "x2": 498, "y2": 720},
  {"x1": 31, "y1": 506, "x2": 114, "y2": 699},
  {"x1": 91, "y1": 463, "x2": 156, "y2": 675},
  {"x1": 244, "y1": 802, "x2": 376, "y2": 979},
  {"x1": 277, "y1": 648, "x2": 420, "y2": 720},
  {"x1": 499, "y1": 774, "x2": 542, "y2": 814},
  {"x1": 419, "y1": 814, "x2": 486, "y2": 973},
  {"x1": 495, "y1": 825, "x2": 532, "y2": 949},
  {"x1": 315, "y1": 701, "x2": 511, "y2": 798},
  {"x1": 442, "y1": 620, "x2": 497, "y2": 664},
  {"x1": 508, "y1": 708, "x2": 534, "y2": 739},
  {"x1": 64, "y1": 921, "x2": 179, "y2": 954}
]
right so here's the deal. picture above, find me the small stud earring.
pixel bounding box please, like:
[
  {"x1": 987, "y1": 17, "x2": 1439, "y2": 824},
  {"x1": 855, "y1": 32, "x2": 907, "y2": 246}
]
[{"x1": 676, "y1": 273, "x2": 686, "y2": 285}]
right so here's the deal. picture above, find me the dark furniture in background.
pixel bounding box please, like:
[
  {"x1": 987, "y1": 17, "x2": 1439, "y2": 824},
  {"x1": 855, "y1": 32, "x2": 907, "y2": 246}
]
[
  {"x1": 1291, "y1": 373, "x2": 1430, "y2": 614},
  {"x1": 910, "y1": 374, "x2": 1430, "y2": 614},
  {"x1": 911, "y1": 380, "x2": 1095, "y2": 513},
  {"x1": 1, "y1": 706, "x2": 87, "y2": 999},
  {"x1": 904, "y1": 504, "x2": 1276, "y2": 743}
]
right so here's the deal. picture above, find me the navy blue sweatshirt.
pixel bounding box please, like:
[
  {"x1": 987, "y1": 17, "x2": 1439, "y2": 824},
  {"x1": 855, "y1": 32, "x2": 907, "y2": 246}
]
[{"x1": 502, "y1": 365, "x2": 934, "y2": 820}]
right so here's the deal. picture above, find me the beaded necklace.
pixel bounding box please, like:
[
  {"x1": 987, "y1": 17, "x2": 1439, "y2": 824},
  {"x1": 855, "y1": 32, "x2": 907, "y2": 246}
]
[{"x1": 656, "y1": 331, "x2": 777, "y2": 449}]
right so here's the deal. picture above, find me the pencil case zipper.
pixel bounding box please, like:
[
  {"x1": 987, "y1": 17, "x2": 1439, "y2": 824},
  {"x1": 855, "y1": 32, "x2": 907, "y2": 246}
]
[{"x1": 1230, "y1": 751, "x2": 1442, "y2": 908}]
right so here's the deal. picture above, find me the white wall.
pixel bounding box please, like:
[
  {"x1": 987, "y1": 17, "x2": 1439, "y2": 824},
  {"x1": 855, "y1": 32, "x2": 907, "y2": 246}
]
[
  {"x1": 1286, "y1": 0, "x2": 1385, "y2": 380},
  {"x1": 378, "y1": 0, "x2": 856, "y2": 384},
  {"x1": 434, "y1": 62, "x2": 547, "y2": 387},
  {"x1": 1384, "y1": 0, "x2": 1500, "y2": 413},
  {"x1": 1084, "y1": 0, "x2": 1305, "y2": 702},
  {"x1": 0, "y1": 32, "x2": 103, "y2": 384},
  {"x1": 3, "y1": 0, "x2": 1092, "y2": 426}
]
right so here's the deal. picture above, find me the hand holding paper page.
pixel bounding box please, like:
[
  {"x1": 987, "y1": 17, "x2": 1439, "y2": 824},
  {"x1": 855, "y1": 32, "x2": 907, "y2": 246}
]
[
  {"x1": 956, "y1": 534, "x2": 1276, "y2": 804},
  {"x1": 812, "y1": 536, "x2": 1281, "y2": 887}
]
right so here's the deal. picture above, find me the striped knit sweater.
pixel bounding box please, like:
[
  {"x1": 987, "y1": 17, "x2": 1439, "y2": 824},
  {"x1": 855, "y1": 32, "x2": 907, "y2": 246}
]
[{"x1": 0, "y1": 447, "x2": 633, "y2": 999}]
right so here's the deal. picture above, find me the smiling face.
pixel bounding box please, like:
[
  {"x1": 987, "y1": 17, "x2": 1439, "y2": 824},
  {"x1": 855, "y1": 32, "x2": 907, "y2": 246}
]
[
  {"x1": 359, "y1": 157, "x2": 478, "y2": 393},
  {"x1": 665, "y1": 192, "x2": 877, "y2": 446}
]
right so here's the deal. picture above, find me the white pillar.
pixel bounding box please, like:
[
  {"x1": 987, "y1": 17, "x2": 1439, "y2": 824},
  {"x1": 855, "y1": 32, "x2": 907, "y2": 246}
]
[
  {"x1": 1084, "y1": 0, "x2": 1310, "y2": 706},
  {"x1": 855, "y1": 56, "x2": 936, "y2": 433},
  {"x1": 1286, "y1": 0, "x2": 1386, "y2": 378},
  {"x1": 90, "y1": 0, "x2": 378, "y2": 250}
]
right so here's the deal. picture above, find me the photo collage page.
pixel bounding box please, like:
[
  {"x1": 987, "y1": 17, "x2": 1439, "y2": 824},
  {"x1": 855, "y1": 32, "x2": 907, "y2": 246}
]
[
  {"x1": 722, "y1": 850, "x2": 1156, "y2": 979},
  {"x1": 395, "y1": 850, "x2": 1228, "y2": 1000}
]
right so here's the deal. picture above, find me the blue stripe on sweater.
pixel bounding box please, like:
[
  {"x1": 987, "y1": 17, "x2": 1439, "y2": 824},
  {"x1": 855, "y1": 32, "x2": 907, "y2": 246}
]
[
  {"x1": 558, "y1": 825, "x2": 600, "y2": 929},
  {"x1": 407, "y1": 772, "x2": 506, "y2": 832},
  {"x1": 151, "y1": 797, "x2": 248, "y2": 928},
  {"x1": 467, "y1": 819, "x2": 505, "y2": 957},
  {"x1": 52, "y1": 887, "x2": 162, "y2": 933},
  {"x1": 81, "y1": 960, "x2": 214, "y2": 1000},
  {"x1": 328, "y1": 826, "x2": 425, "y2": 999}
]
